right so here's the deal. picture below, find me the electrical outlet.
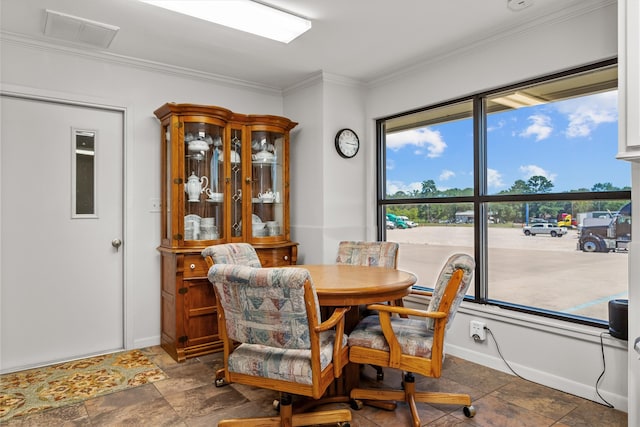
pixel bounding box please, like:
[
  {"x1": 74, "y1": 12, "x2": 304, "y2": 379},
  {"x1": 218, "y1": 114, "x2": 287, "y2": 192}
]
[{"x1": 470, "y1": 320, "x2": 486, "y2": 341}]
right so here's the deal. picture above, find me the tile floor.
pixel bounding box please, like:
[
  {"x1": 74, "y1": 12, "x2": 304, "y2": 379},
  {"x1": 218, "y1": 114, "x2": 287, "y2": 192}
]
[{"x1": 4, "y1": 346, "x2": 627, "y2": 426}]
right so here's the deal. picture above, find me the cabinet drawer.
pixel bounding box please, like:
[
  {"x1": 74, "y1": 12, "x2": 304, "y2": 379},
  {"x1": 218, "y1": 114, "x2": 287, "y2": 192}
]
[
  {"x1": 183, "y1": 255, "x2": 209, "y2": 278},
  {"x1": 257, "y1": 247, "x2": 295, "y2": 267}
]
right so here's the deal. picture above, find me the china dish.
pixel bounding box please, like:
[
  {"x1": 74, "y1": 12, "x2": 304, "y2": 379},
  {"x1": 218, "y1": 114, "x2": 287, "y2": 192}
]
[
  {"x1": 252, "y1": 227, "x2": 268, "y2": 237},
  {"x1": 185, "y1": 214, "x2": 201, "y2": 223},
  {"x1": 253, "y1": 150, "x2": 275, "y2": 161},
  {"x1": 218, "y1": 149, "x2": 241, "y2": 163},
  {"x1": 187, "y1": 139, "x2": 209, "y2": 152},
  {"x1": 207, "y1": 192, "x2": 223, "y2": 202}
]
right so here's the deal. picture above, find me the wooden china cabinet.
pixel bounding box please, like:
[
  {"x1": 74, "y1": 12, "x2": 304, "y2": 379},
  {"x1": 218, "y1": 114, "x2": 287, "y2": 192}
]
[{"x1": 153, "y1": 103, "x2": 298, "y2": 362}]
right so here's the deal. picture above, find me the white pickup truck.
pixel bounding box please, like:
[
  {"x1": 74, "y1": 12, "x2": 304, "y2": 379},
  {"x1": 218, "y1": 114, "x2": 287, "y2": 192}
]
[{"x1": 523, "y1": 223, "x2": 567, "y2": 237}]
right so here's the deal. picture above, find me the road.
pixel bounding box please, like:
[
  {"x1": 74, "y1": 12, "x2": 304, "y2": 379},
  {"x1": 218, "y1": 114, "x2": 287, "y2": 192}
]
[{"x1": 387, "y1": 225, "x2": 628, "y2": 320}]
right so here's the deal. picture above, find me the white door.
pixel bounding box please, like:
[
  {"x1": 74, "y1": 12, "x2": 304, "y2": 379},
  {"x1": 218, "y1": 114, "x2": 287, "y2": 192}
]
[{"x1": 1, "y1": 95, "x2": 124, "y2": 372}]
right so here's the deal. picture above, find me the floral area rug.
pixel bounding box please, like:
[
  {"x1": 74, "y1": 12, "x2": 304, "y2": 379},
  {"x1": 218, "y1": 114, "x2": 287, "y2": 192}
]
[{"x1": 0, "y1": 349, "x2": 166, "y2": 422}]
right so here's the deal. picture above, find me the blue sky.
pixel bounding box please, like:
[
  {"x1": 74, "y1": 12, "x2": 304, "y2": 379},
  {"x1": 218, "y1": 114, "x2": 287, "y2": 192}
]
[{"x1": 386, "y1": 91, "x2": 630, "y2": 195}]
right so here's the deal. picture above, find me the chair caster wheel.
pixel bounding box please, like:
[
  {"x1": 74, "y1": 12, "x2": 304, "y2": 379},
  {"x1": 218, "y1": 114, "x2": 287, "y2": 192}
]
[
  {"x1": 376, "y1": 372, "x2": 384, "y2": 381},
  {"x1": 463, "y1": 405, "x2": 476, "y2": 418},
  {"x1": 350, "y1": 399, "x2": 363, "y2": 410},
  {"x1": 214, "y1": 378, "x2": 227, "y2": 387}
]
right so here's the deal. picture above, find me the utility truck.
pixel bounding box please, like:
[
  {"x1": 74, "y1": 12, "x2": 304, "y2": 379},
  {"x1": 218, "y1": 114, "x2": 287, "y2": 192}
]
[
  {"x1": 557, "y1": 213, "x2": 576, "y2": 228},
  {"x1": 577, "y1": 202, "x2": 631, "y2": 252}
]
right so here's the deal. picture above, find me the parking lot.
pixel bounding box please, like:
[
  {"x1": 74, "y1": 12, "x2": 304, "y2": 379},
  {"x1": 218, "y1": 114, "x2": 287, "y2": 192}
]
[{"x1": 387, "y1": 225, "x2": 628, "y2": 320}]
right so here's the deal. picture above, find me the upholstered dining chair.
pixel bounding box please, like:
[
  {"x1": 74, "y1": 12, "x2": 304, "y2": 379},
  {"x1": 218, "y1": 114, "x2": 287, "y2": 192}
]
[
  {"x1": 207, "y1": 264, "x2": 352, "y2": 427},
  {"x1": 202, "y1": 242, "x2": 262, "y2": 269},
  {"x1": 347, "y1": 253, "x2": 476, "y2": 426},
  {"x1": 335, "y1": 240, "x2": 399, "y2": 269},
  {"x1": 202, "y1": 243, "x2": 262, "y2": 387},
  {"x1": 335, "y1": 240, "x2": 399, "y2": 381}
]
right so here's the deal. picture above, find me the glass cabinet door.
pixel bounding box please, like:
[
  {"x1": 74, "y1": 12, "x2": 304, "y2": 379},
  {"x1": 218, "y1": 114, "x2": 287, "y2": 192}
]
[
  {"x1": 250, "y1": 130, "x2": 284, "y2": 240},
  {"x1": 183, "y1": 121, "x2": 224, "y2": 242},
  {"x1": 229, "y1": 127, "x2": 244, "y2": 238}
]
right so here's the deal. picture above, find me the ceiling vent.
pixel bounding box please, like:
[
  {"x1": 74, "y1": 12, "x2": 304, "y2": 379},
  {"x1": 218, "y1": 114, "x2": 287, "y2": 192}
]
[
  {"x1": 43, "y1": 9, "x2": 119, "y2": 49},
  {"x1": 507, "y1": 0, "x2": 534, "y2": 11}
]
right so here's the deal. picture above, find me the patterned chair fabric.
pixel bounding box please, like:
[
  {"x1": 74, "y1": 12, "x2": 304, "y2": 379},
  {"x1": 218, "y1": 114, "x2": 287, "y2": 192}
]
[
  {"x1": 348, "y1": 253, "x2": 475, "y2": 356},
  {"x1": 201, "y1": 243, "x2": 262, "y2": 268},
  {"x1": 208, "y1": 264, "x2": 345, "y2": 385},
  {"x1": 336, "y1": 241, "x2": 399, "y2": 268},
  {"x1": 424, "y1": 253, "x2": 475, "y2": 331},
  {"x1": 348, "y1": 315, "x2": 435, "y2": 358}
]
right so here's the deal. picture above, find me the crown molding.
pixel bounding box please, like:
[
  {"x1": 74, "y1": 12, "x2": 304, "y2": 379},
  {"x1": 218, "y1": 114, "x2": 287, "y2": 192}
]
[
  {"x1": 0, "y1": 31, "x2": 283, "y2": 95},
  {"x1": 283, "y1": 70, "x2": 364, "y2": 95}
]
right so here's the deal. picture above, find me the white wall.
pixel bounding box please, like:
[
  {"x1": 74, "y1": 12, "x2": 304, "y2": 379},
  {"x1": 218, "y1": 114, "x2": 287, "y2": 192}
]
[
  {"x1": 0, "y1": 38, "x2": 286, "y2": 351},
  {"x1": 285, "y1": 73, "x2": 367, "y2": 264},
  {"x1": 364, "y1": 1, "x2": 632, "y2": 412},
  {"x1": 284, "y1": 75, "x2": 325, "y2": 264}
]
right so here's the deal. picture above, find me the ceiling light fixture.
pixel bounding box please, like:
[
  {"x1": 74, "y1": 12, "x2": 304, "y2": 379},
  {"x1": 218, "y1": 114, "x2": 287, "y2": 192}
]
[{"x1": 139, "y1": 0, "x2": 311, "y2": 43}]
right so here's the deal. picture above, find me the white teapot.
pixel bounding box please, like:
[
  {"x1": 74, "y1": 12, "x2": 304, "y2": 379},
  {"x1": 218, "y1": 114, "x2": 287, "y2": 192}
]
[{"x1": 185, "y1": 172, "x2": 208, "y2": 202}]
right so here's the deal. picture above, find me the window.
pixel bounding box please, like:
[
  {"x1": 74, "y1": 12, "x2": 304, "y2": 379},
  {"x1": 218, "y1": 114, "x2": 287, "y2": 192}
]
[{"x1": 377, "y1": 60, "x2": 629, "y2": 326}]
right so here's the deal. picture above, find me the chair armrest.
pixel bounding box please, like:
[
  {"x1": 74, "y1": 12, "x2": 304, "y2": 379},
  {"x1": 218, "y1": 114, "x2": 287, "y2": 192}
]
[
  {"x1": 366, "y1": 303, "x2": 446, "y2": 319},
  {"x1": 315, "y1": 307, "x2": 350, "y2": 332},
  {"x1": 314, "y1": 307, "x2": 350, "y2": 378},
  {"x1": 203, "y1": 255, "x2": 214, "y2": 269}
]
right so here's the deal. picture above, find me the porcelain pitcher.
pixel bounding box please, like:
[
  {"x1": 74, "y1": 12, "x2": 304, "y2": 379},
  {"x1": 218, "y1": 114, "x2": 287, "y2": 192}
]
[{"x1": 185, "y1": 172, "x2": 208, "y2": 202}]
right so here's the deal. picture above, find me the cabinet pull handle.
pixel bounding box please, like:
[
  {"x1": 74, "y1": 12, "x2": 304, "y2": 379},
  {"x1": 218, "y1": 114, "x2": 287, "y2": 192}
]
[
  {"x1": 283, "y1": 255, "x2": 289, "y2": 261},
  {"x1": 245, "y1": 177, "x2": 252, "y2": 183},
  {"x1": 190, "y1": 263, "x2": 196, "y2": 270}
]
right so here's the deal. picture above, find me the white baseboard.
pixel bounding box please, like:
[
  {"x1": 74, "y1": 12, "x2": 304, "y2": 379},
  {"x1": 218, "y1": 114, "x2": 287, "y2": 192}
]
[
  {"x1": 133, "y1": 336, "x2": 161, "y2": 350},
  {"x1": 447, "y1": 344, "x2": 628, "y2": 413}
]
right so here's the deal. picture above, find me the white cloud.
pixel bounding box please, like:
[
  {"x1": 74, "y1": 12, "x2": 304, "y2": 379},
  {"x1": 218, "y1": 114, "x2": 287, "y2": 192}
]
[
  {"x1": 439, "y1": 169, "x2": 455, "y2": 181},
  {"x1": 487, "y1": 119, "x2": 506, "y2": 132},
  {"x1": 519, "y1": 114, "x2": 552, "y2": 141},
  {"x1": 519, "y1": 164, "x2": 557, "y2": 182},
  {"x1": 487, "y1": 168, "x2": 505, "y2": 189},
  {"x1": 386, "y1": 128, "x2": 447, "y2": 158},
  {"x1": 386, "y1": 158, "x2": 395, "y2": 170},
  {"x1": 386, "y1": 180, "x2": 423, "y2": 195},
  {"x1": 555, "y1": 91, "x2": 617, "y2": 138}
]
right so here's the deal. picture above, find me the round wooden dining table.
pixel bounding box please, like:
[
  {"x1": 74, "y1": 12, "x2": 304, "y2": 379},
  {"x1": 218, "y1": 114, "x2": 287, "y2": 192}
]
[
  {"x1": 294, "y1": 264, "x2": 417, "y2": 405},
  {"x1": 299, "y1": 264, "x2": 417, "y2": 308}
]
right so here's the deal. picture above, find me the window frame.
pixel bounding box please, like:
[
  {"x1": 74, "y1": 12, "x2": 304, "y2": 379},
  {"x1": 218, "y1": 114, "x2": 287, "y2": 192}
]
[{"x1": 376, "y1": 58, "x2": 628, "y2": 328}]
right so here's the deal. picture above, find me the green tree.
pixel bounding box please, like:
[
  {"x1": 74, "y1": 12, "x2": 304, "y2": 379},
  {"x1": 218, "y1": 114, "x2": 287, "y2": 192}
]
[
  {"x1": 527, "y1": 176, "x2": 554, "y2": 193},
  {"x1": 420, "y1": 180, "x2": 438, "y2": 196},
  {"x1": 592, "y1": 182, "x2": 617, "y2": 192},
  {"x1": 502, "y1": 179, "x2": 531, "y2": 194}
]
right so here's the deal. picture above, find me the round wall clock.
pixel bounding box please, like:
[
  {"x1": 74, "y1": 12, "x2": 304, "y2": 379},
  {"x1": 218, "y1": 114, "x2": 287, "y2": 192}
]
[{"x1": 335, "y1": 128, "x2": 360, "y2": 158}]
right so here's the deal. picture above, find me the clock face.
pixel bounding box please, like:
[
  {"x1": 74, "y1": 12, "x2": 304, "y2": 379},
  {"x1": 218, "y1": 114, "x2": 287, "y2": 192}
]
[{"x1": 335, "y1": 128, "x2": 359, "y2": 158}]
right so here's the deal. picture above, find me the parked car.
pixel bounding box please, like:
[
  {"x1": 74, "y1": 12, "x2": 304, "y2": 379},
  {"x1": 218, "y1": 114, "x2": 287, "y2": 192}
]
[
  {"x1": 523, "y1": 223, "x2": 567, "y2": 237},
  {"x1": 386, "y1": 220, "x2": 395, "y2": 230}
]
